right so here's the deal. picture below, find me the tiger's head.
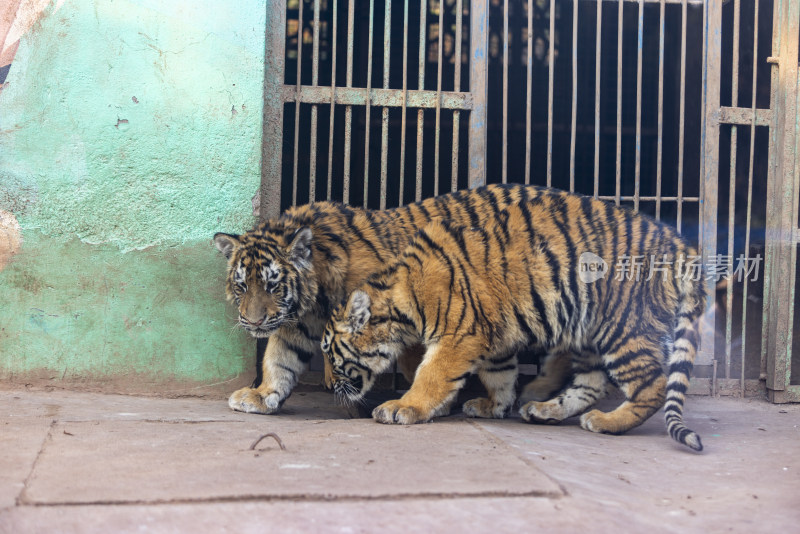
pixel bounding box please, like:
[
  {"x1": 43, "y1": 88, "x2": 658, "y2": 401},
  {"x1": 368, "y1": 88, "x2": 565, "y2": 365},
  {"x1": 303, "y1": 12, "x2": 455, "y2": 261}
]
[
  {"x1": 214, "y1": 224, "x2": 317, "y2": 338},
  {"x1": 321, "y1": 286, "x2": 417, "y2": 403}
]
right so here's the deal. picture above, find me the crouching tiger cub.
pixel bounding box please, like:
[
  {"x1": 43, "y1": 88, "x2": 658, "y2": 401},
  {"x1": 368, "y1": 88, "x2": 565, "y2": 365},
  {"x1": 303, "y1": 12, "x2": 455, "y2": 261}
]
[
  {"x1": 321, "y1": 192, "x2": 706, "y2": 451},
  {"x1": 214, "y1": 183, "x2": 553, "y2": 415}
]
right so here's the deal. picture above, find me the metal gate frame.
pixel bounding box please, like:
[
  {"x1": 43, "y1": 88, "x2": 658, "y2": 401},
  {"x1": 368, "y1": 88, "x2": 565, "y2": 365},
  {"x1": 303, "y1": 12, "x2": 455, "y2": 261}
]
[{"x1": 258, "y1": 0, "x2": 800, "y2": 402}]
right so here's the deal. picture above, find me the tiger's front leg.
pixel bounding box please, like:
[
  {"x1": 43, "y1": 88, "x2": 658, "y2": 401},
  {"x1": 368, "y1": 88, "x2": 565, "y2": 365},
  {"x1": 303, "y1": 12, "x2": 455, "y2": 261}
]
[
  {"x1": 372, "y1": 340, "x2": 478, "y2": 425},
  {"x1": 228, "y1": 327, "x2": 318, "y2": 414}
]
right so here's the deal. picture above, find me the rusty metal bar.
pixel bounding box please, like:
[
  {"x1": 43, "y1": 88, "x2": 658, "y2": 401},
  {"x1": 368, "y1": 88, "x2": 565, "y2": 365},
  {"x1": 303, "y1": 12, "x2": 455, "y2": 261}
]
[
  {"x1": 469, "y1": 0, "x2": 489, "y2": 188},
  {"x1": 740, "y1": 0, "x2": 760, "y2": 394},
  {"x1": 615, "y1": 0, "x2": 623, "y2": 205},
  {"x1": 343, "y1": 0, "x2": 355, "y2": 204},
  {"x1": 363, "y1": 0, "x2": 376, "y2": 207},
  {"x1": 309, "y1": 0, "x2": 322, "y2": 202},
  {"x1": 633, "y1": 0, "x2": 643, "y2": 212},
  {"x1": 292, "y1": 0, "x2": 305, "y2": 206},
  {"x1": 546, "y1": 0, "x2": 556, "y2": 186},
  {"x1": 594, "y1": 0, "x2": 601, "y2": 197},
  {"x1": 380, "y1": 0, "x2": 392, "y2": 209},
  {"x1": 764, "y1": 0, "x2": 800, "y2": 402},
  {"x1": 655, "y1": 0, "x2": 665, "y2": 219},
  {"x1": 725, "y1": 0, "x2": 741, "y2": 381},
  {"x1": 399, "y1": 0, "x2": 409, "y2": 205},
  {"x1": 719, "y1": 106, "x2": 772, "y2": 126},
  {"x1": 434, "y1": 0, "x2": 445, "y2": 195},
  {"x1": 677, "y1": 0, "x2": 687, "y2": 232},
  {"x1": 283, "y1": 85, "x2": 474, "y2": 108},
  {"x1": 597, "y1": 195, "x2": 699, "y2": 202},
  {"x1": 326, "y1": 0, "x2": 338, "y2": 201},
  {"x1": 699, "y1": 0, "x2": 722, "y2": 368},
  {"x1": 569, "y1": 0, "x2": 578, "y2": 192},
  {"x1": 761, "y1": 0, "x2": 782, "y2": 384},
  {"x1": 416, "y1": 0, "x2": 426, "y2": 200},
  {"x1": 525, "y1": 0, "x2": 534, "y2": 185},
  {"x1": 502, "y1": 0, "x2": 509, "y2": 184},
  {"x1": 451, "y1": 0, "x2": 463, "y2": 192},
  {"x1": 260, "y1": 0, "x2": 287, "y2": 220}
]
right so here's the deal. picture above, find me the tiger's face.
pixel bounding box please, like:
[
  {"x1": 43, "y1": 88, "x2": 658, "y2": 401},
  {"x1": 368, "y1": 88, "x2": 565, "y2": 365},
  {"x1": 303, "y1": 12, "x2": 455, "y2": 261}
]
[
  {"x1": 214, "y1": 225, "x2": 316, "y2": 338},
  {"x1": 321, "y1": 289, "x2": 411, "y2": 403}
]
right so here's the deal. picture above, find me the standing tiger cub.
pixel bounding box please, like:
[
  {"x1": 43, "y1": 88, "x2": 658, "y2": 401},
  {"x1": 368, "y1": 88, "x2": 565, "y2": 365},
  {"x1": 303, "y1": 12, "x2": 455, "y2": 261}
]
[
  {"x1": 321, "y1": 193, "x2": 706, "y2": 451},
  {"x1": 214, "y1": 184, "x2": 551, "y2": 414}
]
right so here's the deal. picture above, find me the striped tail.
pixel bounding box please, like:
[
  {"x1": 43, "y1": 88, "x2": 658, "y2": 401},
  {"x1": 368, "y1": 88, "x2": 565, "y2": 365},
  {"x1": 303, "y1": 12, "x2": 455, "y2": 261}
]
[{"x1": 664, "y1": 275, "x2": 704, "y2": 452}]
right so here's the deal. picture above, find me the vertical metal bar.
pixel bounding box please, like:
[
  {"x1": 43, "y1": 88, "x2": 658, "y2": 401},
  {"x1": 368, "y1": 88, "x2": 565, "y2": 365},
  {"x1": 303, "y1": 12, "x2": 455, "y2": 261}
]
[
  {"x1": 327, "y1": 0, "x2": 338, "y2": 201},
  {"x1": 725, "y1": 0, "x2": 741, "y2": 382},
  {"x1": 525, "y1": 0, "x2": 534, "y2": 185},
  {"x1": 363, "y1": 0, "x2": 376, "y2": 207},
  {"x1": 593, "y1": 0, "x2": 602, "y2": 198},
  {"x1": 380, "y1": 0, "x2": 392, "y2": 209},
  {"x1": 293, "y1": 0, "x2": 305, "y2": 206},
  {"x1": 399, "y1": 0, "x2": 409, "y2": 205},
  {"x1": 546, "y1": 0, "x2": 556, "y2": 187},
  {"x1": 261, "y1": 0, "x2": 287, "y2": 220},
  {"x1": 699, "y1": 0, "x2": 722, "y2": 368},
  {"x1": 761, "y1": 0, "x2": 782, "y2": 383},
  {"x1": 655, "y1": 0, "x2": 665, "y2": 219},
  {"x1": 741, "y1": 0, "x2": 760, "y2": 395},
  {"x1": 677, "y1": 0, "x2": 687, "y2": 233},
  {"x1": 416, "y1": 0, "x2": 426, "y2": 200},
  {"x1": 469, "y1": 0, "x2": 489, "y2": 188},
  {"x1": 434, "y1": 0, "x2": 445, "y2": 195},
  {"x1": 309, "y1": 0, "x2": 322, "y2": 202},
  {"x1": 343, "y1": 0, "x2": 355, "y2": 204},
  {"x1": 633, "y1": 0, "x2": 643, "y2": 212},
  {"x1": 569, "y1": 0, "x2": 578, "y2": 192},
  {"x1": 502, "y1": 0, "x2": 509, "y2": 184},
  {"x1": 615, "y1": 0, "x2": 623, "y2": 206},
  {"x1": 451, "y1": 0, "x2": 463, "y2": 192},
  {"x1": 764, "y1": 0, "x2": 800, "y2": 401}
]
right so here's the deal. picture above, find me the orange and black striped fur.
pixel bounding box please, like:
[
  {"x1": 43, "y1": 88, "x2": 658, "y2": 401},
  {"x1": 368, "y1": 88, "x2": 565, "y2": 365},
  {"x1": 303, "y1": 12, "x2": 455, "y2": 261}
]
[
  {"x1": 214, "y1": 184, "x2": 549, "y2": 414},
  {"x1": 322, "y1": 193, "x2": 706, "y2": 451}
]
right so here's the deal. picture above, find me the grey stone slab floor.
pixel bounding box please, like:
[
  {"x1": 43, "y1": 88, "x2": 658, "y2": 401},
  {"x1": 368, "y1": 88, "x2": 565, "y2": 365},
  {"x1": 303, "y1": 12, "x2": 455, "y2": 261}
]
[{"x1": 0, "y1": 386, "x2": 797, "y2": 533}]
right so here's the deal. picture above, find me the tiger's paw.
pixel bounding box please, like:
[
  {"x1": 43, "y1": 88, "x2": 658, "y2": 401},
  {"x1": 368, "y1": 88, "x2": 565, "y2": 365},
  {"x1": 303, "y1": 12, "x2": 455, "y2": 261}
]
[
  {"x1": 372, "y1": 400, "x2": 428, "y2": 425},
  {"x1": 519, "y1": 401, "x2": 566, "y2": 425},
  {"x1": 462, "y1": 397, "x2": 508, "y2": 418},
  {"x1": 228, "y1": 387, "x2": 282, "y2": 415},
  {"x1": 579, "y1": 409, "x2": 615, "y2": 434}
]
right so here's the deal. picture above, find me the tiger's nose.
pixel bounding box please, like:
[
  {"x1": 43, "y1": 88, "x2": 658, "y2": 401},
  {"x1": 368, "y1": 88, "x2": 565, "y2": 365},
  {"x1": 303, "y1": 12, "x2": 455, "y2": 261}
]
[{"x1": 243, "y1": 316, "x2": 265, "y2": 326}]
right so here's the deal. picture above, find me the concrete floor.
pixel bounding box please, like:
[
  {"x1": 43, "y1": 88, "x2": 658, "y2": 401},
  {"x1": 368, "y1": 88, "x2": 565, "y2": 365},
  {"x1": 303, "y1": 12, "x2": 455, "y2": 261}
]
[{"x1": 1, "y1": 385, "x2": 798, "y2": 533}]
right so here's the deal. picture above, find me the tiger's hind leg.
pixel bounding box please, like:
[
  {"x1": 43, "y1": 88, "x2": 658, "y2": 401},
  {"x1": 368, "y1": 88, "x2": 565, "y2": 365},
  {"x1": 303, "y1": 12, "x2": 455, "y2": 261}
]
[
  {"x1": 462, "y1": 352, "x2": 518, "y2": 418},
  {"x1": 520, "y1": 350, "x2": 607, "y2": 424},
  {"x1": 579, "y1": 339, "x2": 666, "y2": 435},
  {"x1": 518, "y1": 351, "x2": 573, "y2": 404}
]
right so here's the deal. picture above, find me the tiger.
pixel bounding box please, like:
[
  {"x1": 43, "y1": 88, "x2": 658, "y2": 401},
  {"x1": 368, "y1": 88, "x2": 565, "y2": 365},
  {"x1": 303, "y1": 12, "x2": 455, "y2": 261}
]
[
  {"x1": 321, "y1": 192, "x2": 706, "y2": 451},
  {"x1": 214, "y1": 183, "x2": 556, "y2": 415}
]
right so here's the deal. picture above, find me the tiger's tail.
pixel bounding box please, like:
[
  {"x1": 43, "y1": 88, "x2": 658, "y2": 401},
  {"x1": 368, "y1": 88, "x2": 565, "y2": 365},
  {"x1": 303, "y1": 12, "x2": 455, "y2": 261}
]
[{"x1": 664, "y1": 261, "x2": 705, "y2": 452}]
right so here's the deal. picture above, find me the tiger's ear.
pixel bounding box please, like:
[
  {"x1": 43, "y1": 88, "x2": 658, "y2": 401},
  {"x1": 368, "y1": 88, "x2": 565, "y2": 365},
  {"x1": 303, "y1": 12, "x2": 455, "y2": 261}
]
[
  {"x1": 288, "y1": 227, "x2": 313, "y2": 268},
  {"x1": 345, "y1": 290, "x2": 371, "y2": 332},
  {"x1": 214, "y1": 233, "x2": 241, "y2": 259}
]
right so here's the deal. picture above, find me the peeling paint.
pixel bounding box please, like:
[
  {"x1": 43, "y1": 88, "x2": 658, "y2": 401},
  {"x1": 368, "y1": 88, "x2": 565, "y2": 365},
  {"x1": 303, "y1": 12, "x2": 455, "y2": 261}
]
[{"x1": 0, "y1": 210, "x2": 22, "y2": 272}]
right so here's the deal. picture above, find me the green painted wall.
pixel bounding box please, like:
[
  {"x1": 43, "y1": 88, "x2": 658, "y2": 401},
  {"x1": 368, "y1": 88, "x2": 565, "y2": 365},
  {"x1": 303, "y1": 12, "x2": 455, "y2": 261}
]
[{"x1": 0, "y1": 0, "x2": 266, "y2": 391}]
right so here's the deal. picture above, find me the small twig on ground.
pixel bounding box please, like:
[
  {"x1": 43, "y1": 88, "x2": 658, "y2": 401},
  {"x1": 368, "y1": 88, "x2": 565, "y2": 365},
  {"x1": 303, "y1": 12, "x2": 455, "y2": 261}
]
[{"x1": 249, "y1": 432, "x2": 286, "y2": 451}]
